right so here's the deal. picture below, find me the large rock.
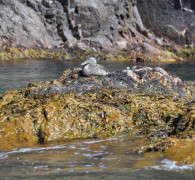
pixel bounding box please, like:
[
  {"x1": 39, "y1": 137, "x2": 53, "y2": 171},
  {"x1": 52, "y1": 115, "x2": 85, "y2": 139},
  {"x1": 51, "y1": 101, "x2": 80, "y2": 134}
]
[
  {"x1": 0, "y1": 0, "x2": 194, "y2": 50},
  {"x1": 0, "y1": 0, "x2": 152, "y2": 50},
  {"x1": 0, "y1": 66, "x2": 194, "y2": 161},
  {"x1": 0, "y1": 0, "x2": 76, "y2": 48},
  {"x1": 137, "y1": 0, "x2": 195, "y2": 45}
]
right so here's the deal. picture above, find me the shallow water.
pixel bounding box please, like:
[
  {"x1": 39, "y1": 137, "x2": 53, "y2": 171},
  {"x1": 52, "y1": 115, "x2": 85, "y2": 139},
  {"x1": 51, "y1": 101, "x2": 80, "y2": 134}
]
[
  {"x1": 0, "y1": 59, "x2": 195, "y2": 179},
  {"x1": 0, "y1": 59, "x2": 195, "y2": 94},
  {"x1": 0, "y1": 136, "x2": 195, "y2": 180}
]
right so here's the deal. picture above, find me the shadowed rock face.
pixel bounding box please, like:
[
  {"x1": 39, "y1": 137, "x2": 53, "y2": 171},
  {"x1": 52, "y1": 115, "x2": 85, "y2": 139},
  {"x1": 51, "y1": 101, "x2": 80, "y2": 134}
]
[{"x1": 137, "y1": 0, "x2": 195, "y2": 45}]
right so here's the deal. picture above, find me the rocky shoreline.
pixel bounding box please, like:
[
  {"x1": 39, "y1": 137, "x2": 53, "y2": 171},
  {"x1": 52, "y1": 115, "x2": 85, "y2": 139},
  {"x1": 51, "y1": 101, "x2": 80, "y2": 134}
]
[
  {"x1": 1, "y1": 0, "x2": 195, "y2": 62},
  {"x1": 0, "y1": 46, "x2": 193, "y2": 63},
  {"x1": 1, "y1": 0, "x2": 194, "y2": 60}
]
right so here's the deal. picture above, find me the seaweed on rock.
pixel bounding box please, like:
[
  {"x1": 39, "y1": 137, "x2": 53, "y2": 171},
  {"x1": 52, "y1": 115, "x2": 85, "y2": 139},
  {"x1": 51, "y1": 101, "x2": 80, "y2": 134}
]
[{"x1": 0, "y1": 66, "x2": 194, "y2": 164}]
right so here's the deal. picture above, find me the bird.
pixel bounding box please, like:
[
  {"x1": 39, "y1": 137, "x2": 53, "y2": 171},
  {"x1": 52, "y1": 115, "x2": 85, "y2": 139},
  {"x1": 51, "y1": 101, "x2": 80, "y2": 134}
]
[{"x1": 81, "y1": 57, "x2": 109, "y2": 77}]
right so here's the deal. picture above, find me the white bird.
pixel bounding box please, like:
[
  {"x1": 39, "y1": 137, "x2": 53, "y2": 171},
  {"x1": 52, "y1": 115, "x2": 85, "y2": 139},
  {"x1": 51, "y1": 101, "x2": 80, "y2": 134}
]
[{"x1": 81, "y1": 57, "x2": 108, "y2": 77}]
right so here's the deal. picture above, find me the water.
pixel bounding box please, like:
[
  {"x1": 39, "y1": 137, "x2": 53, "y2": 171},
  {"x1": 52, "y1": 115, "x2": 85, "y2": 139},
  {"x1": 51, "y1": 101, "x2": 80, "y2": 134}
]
[
  {"x1": 0, "y1": 59, "x2": 195, "y2": 94},
  {"x1": 0, "y1": 59, "x2": 195, "y2": 179},
  {"x1": 0, "y1": 59, "x2": 79, "y2": 94},
  {"x1": 0, "y1": 136, "x2": 194, "y2": 180},
  {"x1": 161, "y1": 61, "x2": 195, "y2": 81}
]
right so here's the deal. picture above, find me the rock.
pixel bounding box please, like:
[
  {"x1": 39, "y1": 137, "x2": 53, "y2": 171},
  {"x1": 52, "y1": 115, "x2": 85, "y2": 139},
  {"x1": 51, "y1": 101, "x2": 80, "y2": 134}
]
[
  {"x1": 23, "y1": 66, "x2": 189, "y2": 97},
  {"x1": 0, "y1": 0, "x2": 166, "y2": 52},
  {"x1": 137, "y1": 0, "x2": 195, "y2": 45},
  {"x1": 71, "y1": 73, "x2": 79, "y2": 79},
  {"x1": 115, "y1": 40, "x2": 128, "y2": 49},
  {"x1": 154, "y1": 67, "x2": 169, "y2": 77},
  {"x1": 122, "y1": 67, "x2": 138, "y2": 81},
  {"x1": 0, "y1": 0, "x2": 193, "y2": 51},
  {"x1": 155, "y1": 37, "x2": 164, "y2": 46},
  {"x1": 52, "y1": 79, "x2": 62, "y2": 86},
  {"x1": 0, "y1": 67, "x2": 194, "y2": 165}
]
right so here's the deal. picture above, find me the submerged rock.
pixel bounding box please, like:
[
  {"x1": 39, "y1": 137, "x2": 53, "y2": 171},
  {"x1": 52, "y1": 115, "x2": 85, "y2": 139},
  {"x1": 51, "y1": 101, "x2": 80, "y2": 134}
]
[{"x1": 0, "y1": 66, "x2": 194, "y2": 165}]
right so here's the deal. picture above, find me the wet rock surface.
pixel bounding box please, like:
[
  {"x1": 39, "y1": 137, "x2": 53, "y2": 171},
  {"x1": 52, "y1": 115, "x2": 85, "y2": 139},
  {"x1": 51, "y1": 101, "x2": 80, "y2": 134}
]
[{"x1": 0, "y1": 66, "x2": 194, "y2": 164}]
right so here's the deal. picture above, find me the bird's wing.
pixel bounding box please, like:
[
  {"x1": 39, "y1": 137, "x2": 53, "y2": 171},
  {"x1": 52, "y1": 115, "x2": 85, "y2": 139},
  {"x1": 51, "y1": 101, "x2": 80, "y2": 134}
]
[
  {"x1": 96, "y1": 64, "x2": 106, "y2": 70},
  {"x1": 95, "y1": 64, "x2": 108, "y2": 75}
]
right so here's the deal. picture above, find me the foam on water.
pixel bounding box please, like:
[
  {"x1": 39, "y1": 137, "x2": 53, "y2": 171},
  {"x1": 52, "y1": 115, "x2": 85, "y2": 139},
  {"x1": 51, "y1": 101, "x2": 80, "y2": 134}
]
[
  {"x1": 151, "y1": 159, "x2": 195, "y2": 171},
  {"x1": 0, "y1": 138, "x2": 117, "y2": 160}
]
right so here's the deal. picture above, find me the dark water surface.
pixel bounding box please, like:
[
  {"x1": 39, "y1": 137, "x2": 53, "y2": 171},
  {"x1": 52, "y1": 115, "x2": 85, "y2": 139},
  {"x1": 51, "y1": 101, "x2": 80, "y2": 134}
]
[
  {"x1": 0, "y1": 59, "x2": 194, "y2": 94},
  {"x1": 0, "y1": 59, "x2": 195, "y2": 179}
]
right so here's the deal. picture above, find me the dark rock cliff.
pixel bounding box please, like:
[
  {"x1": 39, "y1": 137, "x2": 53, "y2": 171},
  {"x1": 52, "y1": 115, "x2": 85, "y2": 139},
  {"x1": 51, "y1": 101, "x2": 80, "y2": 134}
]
[
  {"x1": 137, "y1": 0, "x2": 195, "y2": 45},
  {"x1": 0, "y1": 0, "x2": 150, "y2": 50},
  {"x1": 0, "y1": 0, "x2": 193, "y2": 50}
]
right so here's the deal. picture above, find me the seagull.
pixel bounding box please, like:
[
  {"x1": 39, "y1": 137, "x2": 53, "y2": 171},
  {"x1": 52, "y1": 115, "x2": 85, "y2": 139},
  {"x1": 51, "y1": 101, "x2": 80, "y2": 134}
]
[{"x1": 81, "y1": 57, "x2": 109, "y2": 77}]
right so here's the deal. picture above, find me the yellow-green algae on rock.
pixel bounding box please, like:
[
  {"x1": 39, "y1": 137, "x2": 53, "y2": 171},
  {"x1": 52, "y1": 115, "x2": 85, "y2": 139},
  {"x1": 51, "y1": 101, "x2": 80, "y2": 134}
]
[
  {"x1": 0, "y1": 47, "x2": 180, "y2": 62},
  {"x1": 0, "y1": 48, "x2": 68, "y2": 60},
  {"x1": 0, "y1": 67, "x2": 194, "y2": 165},
  {"x1": 176, "y1": 46, "x2": 195, "y2": 59}
]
